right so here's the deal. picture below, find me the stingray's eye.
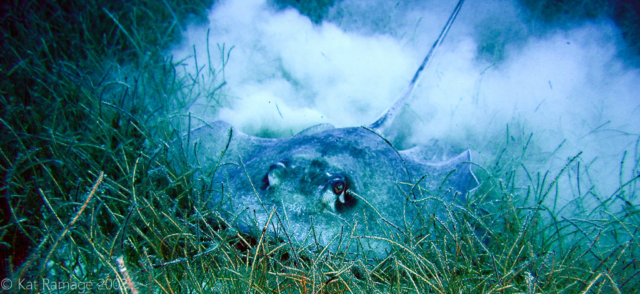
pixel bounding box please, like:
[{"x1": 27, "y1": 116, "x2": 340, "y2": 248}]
[
  {"x1": 332, "y1": 180, "x2": 345, "y2": 195},
  {"x1": 321, "y1": 175, "x2": 356, "y2": 213},
  {"x1": 261, "y1": 162, "x2": 287, "y2": 190}
]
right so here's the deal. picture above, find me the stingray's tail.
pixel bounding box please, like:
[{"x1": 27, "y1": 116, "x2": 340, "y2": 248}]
[{"x1": 368, "y1": 0, "x2": 465, "y2": 134}]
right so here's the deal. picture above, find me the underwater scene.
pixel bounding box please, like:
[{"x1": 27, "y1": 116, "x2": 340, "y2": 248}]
[{"x1": 2, "y1": 0, "x2": 639, "y2": 292}]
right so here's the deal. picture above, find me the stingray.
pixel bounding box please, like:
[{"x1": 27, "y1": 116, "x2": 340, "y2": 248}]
[{"x1": 174, "y1": 0, "x2": 477, "y2": 254}]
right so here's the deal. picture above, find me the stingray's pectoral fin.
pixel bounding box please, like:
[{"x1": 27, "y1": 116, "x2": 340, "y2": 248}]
[
  {"x1": 405, "y1": 148, "x2": 478, "y2": 204},
  {"x1": 295, "y1": 123, "x2": 335, "y2": 136},
  {"x1": 438, "y1": 150, "x2": 478, "y2": 202},
  {"x1": 180, "y1": 121, "x2": 234, "y2": 167},
  {"x1": 170, "y1": 120, "x2": 277, "y2": 178}
]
